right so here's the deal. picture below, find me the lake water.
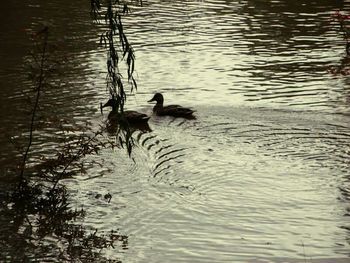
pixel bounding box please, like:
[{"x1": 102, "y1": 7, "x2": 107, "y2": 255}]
[{"x1": 1, "y1": 0, "x2": 350, "y2": 262}]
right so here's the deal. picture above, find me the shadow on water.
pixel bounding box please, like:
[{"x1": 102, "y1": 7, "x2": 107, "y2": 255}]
[
  {"x1": 0, "y1": 17, "x2": 131, "y2": 261},
  {"x1": 0, "y1": 0, "x2": 109, "y2": 177}
]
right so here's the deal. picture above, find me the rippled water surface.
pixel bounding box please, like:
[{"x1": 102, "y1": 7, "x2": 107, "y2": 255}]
[{"x1": 2, "y1": 0, "x2": 350, "y2": 262}]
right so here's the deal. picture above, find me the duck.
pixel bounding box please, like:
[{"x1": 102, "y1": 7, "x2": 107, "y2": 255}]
[
  {"x1": 148, "y1": 93, "x2": 195, "y2": 119},
  {"x1": 101, "y1": 96, "x2": 150, "y2": 124}
]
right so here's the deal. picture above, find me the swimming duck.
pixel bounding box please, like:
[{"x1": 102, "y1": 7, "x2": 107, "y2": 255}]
[
  {"x1": 101, "y1": 97, "x2": 150, "y2": 124},
  {"x1": 148, "y1": 93, "x2": 195, "y2": 119}
]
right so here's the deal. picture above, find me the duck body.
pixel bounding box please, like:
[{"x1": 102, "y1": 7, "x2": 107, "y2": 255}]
[
  {"x1": 108, "y1": 110, "x2": 150, "y2": 123},
  {"x1": 102, "y1": 97, "x2": 150, "y2": 124},
  {"x1": 148, "y1": 93, "x2": 195, "y2": 119}
]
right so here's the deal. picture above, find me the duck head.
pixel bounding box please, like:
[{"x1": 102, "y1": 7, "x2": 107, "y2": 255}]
[
  {"x1": 102, "y1": 96, "x2": 118, "y2": 111},
  {"x1": 148, "y1": 93, "x2": 164, "y2": 104}
]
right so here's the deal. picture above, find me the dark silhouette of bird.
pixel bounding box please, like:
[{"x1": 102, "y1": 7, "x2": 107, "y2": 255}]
[
  {"x1": 148, "y1": 93, "x2": 195, "y2": 119},
  {"x1": 101, "y1": 96, "x2": 150, "y2": 124}
]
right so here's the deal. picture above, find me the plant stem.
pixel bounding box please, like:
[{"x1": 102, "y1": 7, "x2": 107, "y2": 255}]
[{"x1": 19, "y1": 27, "x2": 49, "y2": 183}]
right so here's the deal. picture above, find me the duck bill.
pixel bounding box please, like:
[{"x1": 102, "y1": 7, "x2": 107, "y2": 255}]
[
  {"x1": 102, "y1": 101, "x2": 109, "y2": 108},
  {"x1": 148, "y1": 98, "x2": 156, "y2": 103},
  {"x1": 101, "y1": 100, "x2": 112, "y2": 114}
]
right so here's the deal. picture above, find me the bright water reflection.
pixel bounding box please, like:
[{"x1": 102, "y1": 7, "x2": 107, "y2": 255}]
[
  {"x1": 75, "y1": 106, "x2": 350, "y2": 262},
  {"x1": 126, "y1": 0, "x2": 349, "y2": 112},
  {"x1": 1, "y1": 0, "x2": 350, "y2": 262}
]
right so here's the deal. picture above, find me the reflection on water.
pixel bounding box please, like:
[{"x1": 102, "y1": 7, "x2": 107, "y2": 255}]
[
  {"x1": 90, "y1": 107, "x2": 350, "y2": 262},
  {"x1": 1, "y1": 0, "x2": 350, "y2": 262}
]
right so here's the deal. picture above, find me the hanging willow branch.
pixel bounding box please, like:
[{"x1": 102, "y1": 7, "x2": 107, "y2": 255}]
[
  {"x1": 91, "y1": 0, "x2": 137, "y2": 114},
  {"x1": 90, "y1": 0, "x2": 141, "y2": 156}
]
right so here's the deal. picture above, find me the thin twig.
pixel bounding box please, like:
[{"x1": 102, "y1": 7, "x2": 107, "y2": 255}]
[{"x1": 19, "y1": 27, "x2": 49, "y2": 183}]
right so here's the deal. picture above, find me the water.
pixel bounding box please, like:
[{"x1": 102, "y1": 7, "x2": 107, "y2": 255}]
[{"x1": 1, "y1": 0, "x2": 350, "y2": 262}]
